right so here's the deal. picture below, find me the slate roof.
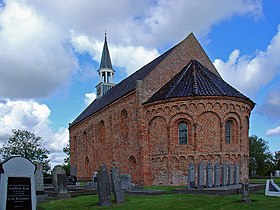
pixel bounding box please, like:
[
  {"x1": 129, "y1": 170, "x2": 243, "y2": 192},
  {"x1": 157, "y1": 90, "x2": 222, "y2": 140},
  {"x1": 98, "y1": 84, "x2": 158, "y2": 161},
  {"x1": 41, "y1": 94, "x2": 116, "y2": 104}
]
[
  {"x1": 100, "y1": 35, "x2": 113, "y2": 69},
  {"x1": 145, "y1": 59, "x2": 254, "y2": 104},
  {"x1": 70, "y1": 44, "x2": 176, "y2": 127}
]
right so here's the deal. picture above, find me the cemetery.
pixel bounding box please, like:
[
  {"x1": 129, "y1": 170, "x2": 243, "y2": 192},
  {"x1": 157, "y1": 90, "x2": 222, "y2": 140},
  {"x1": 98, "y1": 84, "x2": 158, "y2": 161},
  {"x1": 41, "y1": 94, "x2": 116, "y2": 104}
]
[{"x1": 0, "y1": 156, "x2": 279, "y2": 209}]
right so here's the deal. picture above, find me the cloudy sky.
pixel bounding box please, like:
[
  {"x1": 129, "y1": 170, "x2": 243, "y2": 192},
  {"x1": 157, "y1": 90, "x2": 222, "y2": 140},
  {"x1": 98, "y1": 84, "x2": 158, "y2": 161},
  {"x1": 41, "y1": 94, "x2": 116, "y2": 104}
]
[{"x1": 0, "y1": 0, "x2": 279, "y2": 167}]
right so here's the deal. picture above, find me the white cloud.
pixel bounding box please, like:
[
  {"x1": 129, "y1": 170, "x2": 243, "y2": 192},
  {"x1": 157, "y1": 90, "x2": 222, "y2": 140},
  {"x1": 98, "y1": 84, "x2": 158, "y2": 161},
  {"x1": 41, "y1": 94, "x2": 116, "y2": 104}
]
[
  {"x1": 84, "y1": 92, "x2": 97, "y2": 106},
  {"x1": 266, "y1": 126, "x2": 280, "y2": 137},
  {"x1": 0, "y1": 99, "x2": 68, "y2": 167},
  {"x1": 0, "y1": 0, "x2": 77, "y2": 98},
  {"x1": 213, "y1": 24, "x2": 280, "y2": 96},
  {"x1": 70, "y1": 32, "x2": 159, "y2": 76}
]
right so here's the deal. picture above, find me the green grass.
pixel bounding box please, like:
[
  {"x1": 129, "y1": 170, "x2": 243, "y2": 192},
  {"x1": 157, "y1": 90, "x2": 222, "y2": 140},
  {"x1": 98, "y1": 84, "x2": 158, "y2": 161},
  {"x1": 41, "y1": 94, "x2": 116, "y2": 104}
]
[
  {"x1": 250, "y1": 178, "x2": 280, "y2": 184},
  {"x1": 38, "y1": 189, "x2": 280, "y2": 210}
]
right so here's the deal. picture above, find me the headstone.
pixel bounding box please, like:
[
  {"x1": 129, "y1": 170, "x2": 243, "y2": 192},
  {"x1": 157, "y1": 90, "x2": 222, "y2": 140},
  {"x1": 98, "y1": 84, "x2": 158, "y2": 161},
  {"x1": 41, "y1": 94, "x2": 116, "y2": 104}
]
[
  {"x1": 70, "y1": 165, "x2": 77, "y2": 177},
  {"x1": 57, "y1": 174, "x2": 68, "y2": 194},
  {"x1": 110, "y1": 166, "x2": 125, "y2": 204},
  {"x1": 52, "y1": 165, "x2": 66, "y2": 190},
  {"x1": 197, "y1": 162, "x2": 204, "y2": 189},
  {"x1": 34, "y1": 162, "x2": 47, "y2": 201},
  {"x1": 265, "y1": 179, "x2": 280, "y2": 197},
  {"x1": 206, "y1": 162, "x2": 213, "y2": 188},
  {"x1": 0, "y1": 156, "x2": 37, "y2": 210},
  {"x1": 275, "y1": 170, "x2": 280, "y2": 178},
  {"x1": 234, "y1": 164, "x2": 240, "y2": 185},
  {"x1": 97, "y1": 164, "x2": 111, "y2": 207},
  {"x1": 241, "y1": 182, "x2": 251, "y2": 203},
  {"x1": 214, "y1": 162, "x2": 220, "y2": 187},
  {"x1": 120, "y1": 174, "x2": 132, "y2": 191},
  {"x1": 228, "y1": 164, "x2": 234, "y2": 185},
  {"x1": 89, "y1": 171, "x2": 98, "y2": 187},
  {"x1": 222, "y1": 163, "x2": 227, "y2": 186},
  {"x1": 188, "y1": 162, "x2": 195, "y2": 189}
]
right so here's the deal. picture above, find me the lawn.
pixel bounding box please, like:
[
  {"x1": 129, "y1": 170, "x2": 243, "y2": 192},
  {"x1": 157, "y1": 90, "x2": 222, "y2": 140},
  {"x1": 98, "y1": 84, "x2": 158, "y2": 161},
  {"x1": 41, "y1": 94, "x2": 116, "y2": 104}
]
[{"x1": 38, "y1": 188, "x2": 280, "y2": 210}]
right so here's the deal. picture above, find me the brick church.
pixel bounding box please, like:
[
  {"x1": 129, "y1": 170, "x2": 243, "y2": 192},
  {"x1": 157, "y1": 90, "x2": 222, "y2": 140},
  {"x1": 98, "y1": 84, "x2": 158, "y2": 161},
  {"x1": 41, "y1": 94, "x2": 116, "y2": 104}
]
[{"x1": 69, "y1": 33, "x2": 254, "y2": 185}]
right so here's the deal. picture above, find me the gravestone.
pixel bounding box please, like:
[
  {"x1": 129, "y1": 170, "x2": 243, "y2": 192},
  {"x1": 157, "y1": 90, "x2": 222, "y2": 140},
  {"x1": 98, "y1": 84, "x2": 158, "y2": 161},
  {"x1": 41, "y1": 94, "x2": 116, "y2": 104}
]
[
  {"x1": 52, "y1": 165, "x2": 66, "y2": 190},
  {"x1": 89, "y1": 171, "x2": 98, "y2": 187},
  {"x1": 222, "y1": 163, "x2": 227, "y2": 186},
  {"x1": 97, "y1": 164, "x2": 111, "y2": 207},
  {"x1": 241, "y1": 182, "x2": 251, "y2": 203},
  {"x1": 214, "y1": 162, "x2": 220, "y2": 187},
  {"x1": 120, "y1": 174, "x2": 132, "y2": 191},
  {"x1": 34, "y1": 162, "x2": 47, "y2": 201},
  {"x1": 197, "y1": 162, "x2": 204, "y2": 189},
  {"x1": 206, "y1": 162, "x2": 213, "y2": 188},
  {"x1": 110, "y1": 166, "x2": 125, "y2": 204},
  {"x1": 57, "y1": 174, "x2": 68, "y2": 194},
  {"x1": 265, "y1": 179, "x2": 280, "y2": 197},
  {"x1": 228, "y1": 164, "x2": 234, "y2": 185},
  {"x1": 234, "y1": 164, "x2": 240, "y2": 185},
  {"x1": 0, "y1": 156, "x2": 37, "y2": 210},
  {"x1": 188, "y1": 162, "x2": 195, "y2": 189}
]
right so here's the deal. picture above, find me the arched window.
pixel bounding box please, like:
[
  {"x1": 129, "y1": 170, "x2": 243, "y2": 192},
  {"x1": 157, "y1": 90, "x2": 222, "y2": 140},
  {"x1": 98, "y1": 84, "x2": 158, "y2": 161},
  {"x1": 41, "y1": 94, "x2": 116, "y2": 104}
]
[
  {"x1": 225, "y1": 120, "x2": 233, "y2": 144},
  {"x1": 85, "y1": 156, "x2": 90, "y2": 179},
  {"x1": 178, "y1": 122, "x2": 188, "y2": 145},
  {"x1": 128, "y1": 155, "x2": 137, "y2": 171},
  {"x1": 99, "y1": 120, "x2": 105, "y2": 143},
  {"x1": 121, "y1": 109, "x2": 128, "y2": 139},
  {"x1": 83, "y1": 131, "x2": 87, "y2": 150}
]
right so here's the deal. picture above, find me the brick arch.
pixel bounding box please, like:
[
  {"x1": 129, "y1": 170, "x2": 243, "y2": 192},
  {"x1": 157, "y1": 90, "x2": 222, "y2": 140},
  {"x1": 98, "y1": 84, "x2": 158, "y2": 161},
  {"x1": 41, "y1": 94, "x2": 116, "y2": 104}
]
[
  {"x1": 148, "y1": 116, "x2": 169, "y2": 156},
  {"x1": 169, "y1": 112, "x2": 194, "y2": 146},
  {"x1": 197, "y1": 111, "x2": 221, "y2": 152}
]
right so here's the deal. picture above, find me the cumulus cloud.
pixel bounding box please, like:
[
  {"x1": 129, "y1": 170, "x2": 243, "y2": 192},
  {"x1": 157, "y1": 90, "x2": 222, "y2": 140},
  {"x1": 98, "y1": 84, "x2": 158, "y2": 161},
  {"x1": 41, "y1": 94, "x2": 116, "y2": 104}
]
[
  {"x1": 0, "y1": 99, "x2": 68, "y2": 167},
  {"x1": 266, "y1": 126, "x2": 280, "y2": 137},
  {"x1": 84, "y1": 92, "x2": 97, "y2": 106},
  {"x1": 213, "y1": 25, "x2": 280, "y2": 96},
  {"x1": 0, "y1": 0, "x2": 77, "y2": 98},
  {"x1": 70, "y1": 32, "x2": 159, "y2": 75}
]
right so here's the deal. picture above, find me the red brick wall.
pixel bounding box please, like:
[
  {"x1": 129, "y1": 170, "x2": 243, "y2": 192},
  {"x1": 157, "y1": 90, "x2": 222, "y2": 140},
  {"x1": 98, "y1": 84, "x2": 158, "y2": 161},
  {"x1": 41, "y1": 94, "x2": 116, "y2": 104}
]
[{"x1": 70, "y1": 93, "x2": 253, "y2": 186}]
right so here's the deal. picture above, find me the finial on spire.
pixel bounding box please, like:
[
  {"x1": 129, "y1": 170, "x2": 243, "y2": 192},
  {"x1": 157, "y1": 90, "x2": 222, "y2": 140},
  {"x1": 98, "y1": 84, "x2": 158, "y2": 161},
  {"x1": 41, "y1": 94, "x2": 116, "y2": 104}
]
[{"x1": 105, "y1": 30, "x2": 107, "y2": 40}]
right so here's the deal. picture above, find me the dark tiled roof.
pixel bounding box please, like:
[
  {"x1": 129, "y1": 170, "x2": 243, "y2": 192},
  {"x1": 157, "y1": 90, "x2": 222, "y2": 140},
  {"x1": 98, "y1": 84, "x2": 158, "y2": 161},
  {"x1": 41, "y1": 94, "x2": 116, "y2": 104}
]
[
  {"x1": 145, "y1": 59, "x2": 253, "y2": 104},
  {"x1": 100, "y1": 35, "x2": 113, "y2": 69},
  {"x1": 70, "y1": 44, "x2": 176, "y2": 126}
]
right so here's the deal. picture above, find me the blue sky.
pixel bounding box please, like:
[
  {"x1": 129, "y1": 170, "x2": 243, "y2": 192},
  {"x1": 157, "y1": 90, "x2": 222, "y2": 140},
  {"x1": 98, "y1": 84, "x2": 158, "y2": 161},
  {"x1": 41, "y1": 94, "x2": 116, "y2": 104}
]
[{"x1": 0, "y1": 0, "x2": 279, "y2": 166}]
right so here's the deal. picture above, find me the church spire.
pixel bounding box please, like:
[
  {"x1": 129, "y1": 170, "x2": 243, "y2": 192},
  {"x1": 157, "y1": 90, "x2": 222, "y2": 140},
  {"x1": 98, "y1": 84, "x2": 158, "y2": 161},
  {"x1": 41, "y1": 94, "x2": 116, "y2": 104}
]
[
  {"x1": 100, "y1": 32, "x2": 113, "y2": 69},
  {"x1": 96, "y1": 33, "x2": 115, "y2": 99}
]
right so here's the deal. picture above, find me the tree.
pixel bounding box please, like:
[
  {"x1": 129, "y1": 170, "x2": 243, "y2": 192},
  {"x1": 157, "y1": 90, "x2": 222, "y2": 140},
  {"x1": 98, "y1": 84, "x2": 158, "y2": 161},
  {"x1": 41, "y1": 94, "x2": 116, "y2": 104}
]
[
  {"x1": 249, "y1": 135, "x2": 274, "y2": 176},
  {"x1": 0, "y1": 129, "x2": 50, "y2": 172},
  {"x1": 62, "y1": 143, "x2": 70, "y2": 175},
  {"x1": 274, "y1": 151, "x2": 280, "y2": 170}
]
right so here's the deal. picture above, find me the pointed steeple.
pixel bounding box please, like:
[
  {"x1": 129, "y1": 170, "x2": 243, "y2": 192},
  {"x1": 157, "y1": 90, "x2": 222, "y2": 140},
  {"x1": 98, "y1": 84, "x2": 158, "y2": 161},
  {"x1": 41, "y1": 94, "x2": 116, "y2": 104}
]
[
  {"x1": 100, "y1": 33, "x2": 113, "y2": 69},
  {"x1": 96, "y1": 33, "x2": 115, "y2": 99}
]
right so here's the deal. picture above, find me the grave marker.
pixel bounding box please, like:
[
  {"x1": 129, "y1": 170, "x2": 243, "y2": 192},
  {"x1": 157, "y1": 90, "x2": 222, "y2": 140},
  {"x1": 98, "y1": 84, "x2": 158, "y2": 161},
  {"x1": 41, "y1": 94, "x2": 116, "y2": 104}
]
[
  {"x1": 206, "y1": 162, "x2": 213, "y2": 188},
  {"x1": 120, "y1": 174, "x2": 132, "y2": 191},
  {"x1": 188, "y1": 162, "x2": 195, "y2": 189},
  {"x1": 52, "y1": 165, "x2": 66, "y2": 190},
  {"x1": 234, "y1": 164, "x2": 240, "y2": 185},
  {"x1": 214, "y1": 162, "x2": 220, "y2": 187},
  {"x1": 222, "y1": 163, "x2": 227, "y2": 186},
  {"x1": 197, "y1": 162, "x2": 204, "y2": 189},
  {"x1": 0, "y1": 156, "x2": 37, "y2": 210},
  {"x1": 110, "y1": 166, "x2": 125, "y2": 204},
  {"x1": 97, "y1": 164, "x2": 111, "y2": 207}
]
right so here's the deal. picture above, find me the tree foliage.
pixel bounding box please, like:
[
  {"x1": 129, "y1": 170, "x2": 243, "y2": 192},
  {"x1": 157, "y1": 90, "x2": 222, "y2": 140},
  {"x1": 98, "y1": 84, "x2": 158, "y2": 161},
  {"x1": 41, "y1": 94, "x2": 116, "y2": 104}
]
[
  {"x1": 0, "y1": 129, "x2": 50, "y2": 172},
  {"x1": 62, "y1": 143, "x2": 70, "y2": 175},
  {"x1": 249, "y1": 135, "x2": 274, "y2": 176}
]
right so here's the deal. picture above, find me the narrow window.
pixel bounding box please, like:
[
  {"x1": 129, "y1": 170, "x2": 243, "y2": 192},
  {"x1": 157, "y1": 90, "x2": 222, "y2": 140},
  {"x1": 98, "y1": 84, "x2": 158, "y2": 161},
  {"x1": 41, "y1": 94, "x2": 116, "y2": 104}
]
[
  {"x1": 225, "y1": 120, "x2": 233, "y2": 144},
  {"x1": 178, "y1": 122, "x2": 188, "y2": 144}
]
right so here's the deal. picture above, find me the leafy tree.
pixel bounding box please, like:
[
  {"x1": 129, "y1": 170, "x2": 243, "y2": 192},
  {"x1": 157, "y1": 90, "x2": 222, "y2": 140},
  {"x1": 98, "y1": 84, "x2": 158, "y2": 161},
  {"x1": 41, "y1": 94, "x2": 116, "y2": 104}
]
[
  {"x1": 249, "y1": 135, "x2": 274, "y2": 176},
  {"x1": 274, "y1": 151, "x2": 280, "y2": 170},
  {"x1": 62, "y1": 143, "x2": 70, "y2": 175},
  {"x1": 0, "y1": 129, "x2": 50, "y2": 172}
]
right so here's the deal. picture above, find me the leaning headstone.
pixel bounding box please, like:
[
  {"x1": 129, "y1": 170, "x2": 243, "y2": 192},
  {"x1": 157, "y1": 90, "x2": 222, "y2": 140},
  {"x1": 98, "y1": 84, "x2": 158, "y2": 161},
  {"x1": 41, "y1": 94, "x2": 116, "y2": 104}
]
[
  {"x1": 110, "y1": 166, "x2": 125, "y2": 204},
  {"x1": 197, "y1": 162, "x2": 204, "y2": 189},
  {"x1": 234, "y1": 164, "x2": 240, "y2": 185},
  {"x1": 120, "y1": 174, "x2": 132, "y2": 191},
  {"x1": 34, "y1": 162, "x2": 47, "y2": 201},
  {"x1": 214, "y1": 162, "x2": 220, "y2": 187},
  {"x1": 241, "y1": 182, "x2": 251, "y2": 203},
  {"x1": 97, "y1": 164, "x2": 111, "y2": 207},
  {"x1": 206, "y1": 162, "x2": 213, "y2": 188},
  {"x1": 0, "y1": 156, "x2": 37, "y2": 210},
  {"x1": 52, "y1": 165, "x2": 66, "y2": 190},
  {"x1": 222, "y1": 163, "x2": 227, "y2": 186},
  {"x1": 188, "y1": 162, "x2": 195, "y2": 189},
  {"x1": 228, "y1": 164, "x2": 234, "y2": 185}
]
